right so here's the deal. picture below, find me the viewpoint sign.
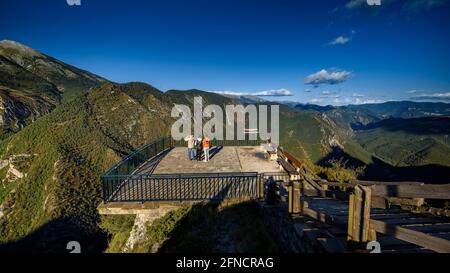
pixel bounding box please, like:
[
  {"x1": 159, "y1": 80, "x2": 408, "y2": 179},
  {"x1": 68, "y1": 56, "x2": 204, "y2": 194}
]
[{"x1": 171, "y1": 97, "x2": 280, "y2": 145}]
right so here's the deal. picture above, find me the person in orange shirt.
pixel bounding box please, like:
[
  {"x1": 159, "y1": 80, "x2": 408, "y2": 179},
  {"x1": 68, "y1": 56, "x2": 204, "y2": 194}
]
[{"x1": 202, "y1": 137, "x2": 211, "y2": 162}]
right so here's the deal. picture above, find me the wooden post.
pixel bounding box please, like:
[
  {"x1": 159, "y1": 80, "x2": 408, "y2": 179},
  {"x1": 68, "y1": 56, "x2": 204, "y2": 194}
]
[
  {"x1": 347, "y1": 192, "x2": 355, "y2": 241},
  {"x1": 361, "y1": 186, "x2": 372, "y2": 242},
  {"x1": 292, "y1": 181, "x2": 302, "y2": 214},
  {"x1": 347, "y1": 185, "x2": 372, "y2": 243},
  {"x1": 288, "y1": 182, "x2": 293, "y2": 214},
  {"x1": 258, "y1": 175, "x2": 265, "y2": 199}
]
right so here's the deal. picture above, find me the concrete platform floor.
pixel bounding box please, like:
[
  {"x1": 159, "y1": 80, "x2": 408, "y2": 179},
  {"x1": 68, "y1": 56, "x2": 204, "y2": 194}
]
[{"x1": 142, "y1": 146, "x2": 280, "y2": 174}]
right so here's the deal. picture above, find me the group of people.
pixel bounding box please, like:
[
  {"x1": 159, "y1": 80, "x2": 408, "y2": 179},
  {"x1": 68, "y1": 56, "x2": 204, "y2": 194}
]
[{"x1": 184, "y1": 135, "x2": 211, "y2": 162}]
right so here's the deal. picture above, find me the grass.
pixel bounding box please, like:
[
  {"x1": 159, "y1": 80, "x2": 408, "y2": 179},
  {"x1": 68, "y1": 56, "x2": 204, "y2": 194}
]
[
  {"x1": 0, "y1": 83, "x2": 172, "y2": 249},
  {"x1": 99, "y1": 215, "x2": 136, "y2": 253}
]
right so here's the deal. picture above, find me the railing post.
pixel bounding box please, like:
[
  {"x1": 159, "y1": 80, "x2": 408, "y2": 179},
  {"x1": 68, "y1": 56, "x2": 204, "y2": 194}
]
[
  {"x1": 292, "y1": 181, "x2": 302, "y2": 214},
  {"x1": 348, "y1": 185, "x2": 372, "y2": 244},
  {"x1": 258, "y1": 174, "x2": 265, "y2": 199},
  {"x1": 288, "y1": 180, "x2": 302, "y2": 214},
  {"x1": 288, "y1": 182, "x2": 293, "y2": 214}
]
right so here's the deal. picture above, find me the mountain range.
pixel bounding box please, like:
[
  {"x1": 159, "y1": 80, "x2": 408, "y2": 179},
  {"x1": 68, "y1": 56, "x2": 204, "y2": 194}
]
[
  {"x1": 0, "y1": 40, "x2": 449, "y2": 252},
  {"x1": 0, "y1": 40, "x2": 107, "y2": 135}
]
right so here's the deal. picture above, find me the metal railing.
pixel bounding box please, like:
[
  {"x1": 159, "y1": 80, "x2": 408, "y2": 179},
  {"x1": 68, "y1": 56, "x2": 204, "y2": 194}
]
[
  {"x1": 101, "y1": 136, "x2": 265, "y2": 203},
  {"x1": 103, "y1": 136, "x2": 172, "y2": 177},
  {"x1": 103, "y1": 172, "x2": 259, "y2": 202}
]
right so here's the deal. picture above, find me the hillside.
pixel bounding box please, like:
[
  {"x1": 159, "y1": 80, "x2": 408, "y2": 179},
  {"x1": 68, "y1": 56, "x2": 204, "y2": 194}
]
[
  {"x1": 0, "y1": 82, "x2": 375, "y2": 252},
  {"x1": 354, "y1": 117, "x2": 450, "y2": 167},
  {"x1": 0, "y1": 40, "x2": 107, "y2": 133},
  {"x1": 0, "y1": 83, "x2": 173, "y2": 252}
]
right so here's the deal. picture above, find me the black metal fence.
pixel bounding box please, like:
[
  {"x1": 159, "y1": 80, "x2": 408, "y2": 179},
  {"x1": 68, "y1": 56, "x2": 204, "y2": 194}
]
[
  {"x1": 103, "y1": 172, "x2": 260, "y2": 203},
  {"x1": 103, "y1": 136, "x2": 172, "y2": 177},
  {"x1": 101, "y1": 136, "x2": 266, "y2": 203}
]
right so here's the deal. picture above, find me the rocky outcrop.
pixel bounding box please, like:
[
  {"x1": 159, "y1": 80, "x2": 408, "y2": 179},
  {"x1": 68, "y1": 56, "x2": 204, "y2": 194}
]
[
  {"x1": 0, "y1": 39, "x2": 108, "y2": 131},
  {"x1": 121, "y1": 206, "x2": 181, "y2": 253},
  {"x1": 0, "y1": 154, "x2": 33, "y2": 181},
  {"x1": 0, "y1": 86, "x2": 55, "y2": 129}
]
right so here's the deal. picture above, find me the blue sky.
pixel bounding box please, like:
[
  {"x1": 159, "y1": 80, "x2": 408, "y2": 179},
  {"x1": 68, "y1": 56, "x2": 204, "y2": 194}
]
[{"x1": 1, "y1": 0, "x2": 450, "y2": 105}]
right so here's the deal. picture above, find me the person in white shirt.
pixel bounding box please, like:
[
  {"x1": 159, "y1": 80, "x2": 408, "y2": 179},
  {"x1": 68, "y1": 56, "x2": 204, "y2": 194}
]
[{"x1": 184, "y1": 135, "x2": 195, "y2": 160}]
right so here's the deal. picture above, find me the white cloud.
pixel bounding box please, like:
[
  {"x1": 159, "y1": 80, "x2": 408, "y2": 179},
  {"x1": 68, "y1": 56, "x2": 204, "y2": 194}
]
[
  {"x1": 212, "y1": 88, "x2": 293, "y2": 97},
  {"x1": 304, "y1": 69, "x2": 352, "y2": 85},
  {"x1": 311, "y1": 96, "x2": 384, "y2": 106},
  {"x1": 352, "y1": 93, "x2": 365, "y2": 97},
  {"x1": 345, "y1": 0, "x2": 368, "y2": 9},
  {"x1": 344, "y1": 0, "x2": 449, "y2": 11},
  {"x1": 310, "y1": 98, "x2": 325, "y2": 104},
  {"x1": 353, "y1": 98, "x2": 385, "y2": 104},
  {"x1": 407, "y1": 89, "x2": 420, "y2": 94},
  {"x1": 330, "y1": 36, "x2": 350, "y2": 45},
  {"x1": 411, "y1": 92, "x2": 450, "y2": 101}
]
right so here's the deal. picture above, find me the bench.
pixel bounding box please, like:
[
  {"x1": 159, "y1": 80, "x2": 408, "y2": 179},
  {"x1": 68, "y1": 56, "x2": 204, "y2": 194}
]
[{"x1": 266, "y1": 150, "x2": 278, "y2": 160}]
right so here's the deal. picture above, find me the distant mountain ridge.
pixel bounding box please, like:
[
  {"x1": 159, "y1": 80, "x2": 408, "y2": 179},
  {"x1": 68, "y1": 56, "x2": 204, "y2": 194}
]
[
  {"x1": 292, "y1": 100, "x2": 450, "y2": 121},
  {"x1": 0, "y1": 40, "x2": 107, "y2": 133},
  {"x1": 348, "y1": 101, "x2": 450, "y2": 119}
]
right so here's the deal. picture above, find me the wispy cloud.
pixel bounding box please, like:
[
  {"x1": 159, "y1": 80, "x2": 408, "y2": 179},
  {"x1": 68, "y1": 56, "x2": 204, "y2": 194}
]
[
  {"x1": 310, "y1": 95, "x2": 384, "y2": 106},
  {"x1": 330, "y1": 36, "x2": 350, "y2": 45},
  {"x1": 329, "y1": 30, "x2": 356, "y2": 45},
  {"x1": 304, "y1": 69, "x2": 352, "y2": 85},
  {"x1": 353, "y1": 98, "x2": 385, "y2": 104},
  {"x1": 212, "y1": 88, "x2": 293, "y2": 97},
  {"x1": 407, "y1": 89, "x2": 421, "y2": 94},
  {"x1": 310, "y1": 98, "x2": 325, "y2": 104},
  {"x1": 345, "y1": 0, "x2": 368, "y2": 9},
  {"x1": 410, "y1": 92, "x2": 450, "y2": 101},
  {"x1": 352, "y1": 93, "x2": 365, "y2": 97},
  {"x1": 344, "y1": 0, "x2": 449, "y2": 12}
]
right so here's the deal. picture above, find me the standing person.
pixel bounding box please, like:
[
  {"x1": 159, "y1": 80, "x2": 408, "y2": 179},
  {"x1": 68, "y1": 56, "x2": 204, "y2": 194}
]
[
  {"x1": 202, "y1": 137, "x2": 211, "y2": 162},
  {"x1": 196, "y1": 137, "x2": 203, "y2": 161},
  {"x1": 184, "y1": 135, "x2": 195, "y2": 160}
]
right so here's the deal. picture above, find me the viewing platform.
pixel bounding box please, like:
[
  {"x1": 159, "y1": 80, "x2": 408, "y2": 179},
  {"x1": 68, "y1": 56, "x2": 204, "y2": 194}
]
[
  {"x1": 137, "y1": 146, "x2": 280, "y2": 175},
  {"x1": 98, "y1": 137, "x2": 285, "y2": 214}
]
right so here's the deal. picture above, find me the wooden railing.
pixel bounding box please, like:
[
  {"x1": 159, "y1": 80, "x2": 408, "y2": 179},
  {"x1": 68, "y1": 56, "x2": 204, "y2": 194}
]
[{"x1": 274, "y1": 148, "x2": 450, "y2": 253}]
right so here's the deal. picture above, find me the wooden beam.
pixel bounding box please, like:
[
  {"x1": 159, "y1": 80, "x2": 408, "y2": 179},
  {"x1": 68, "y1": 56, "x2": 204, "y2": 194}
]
[
  {"x1": 318, "y1": 181, "x2": 450, "y2": 200},
  {"x1": 347, "y1": 185, "x2": 372, "y2": 243},
  {"x1": 361, "y1": 186, "x2": 372, "y2": 242},
  {"x1": 302, "y1": 188, "x2": 350, "y2": 201},
  {"x1": 288, "y1": 183, "x2": 293, "y2": 214},
  {"x1": 371, "y1": 184, "x2": 450, "y2": 199},
  {"x1": 293, "y1": 181, "x2": 301, "y2": 214},
  {"x1": 370, "y1": 219, "x2": 450, "y2": 253},
  {"x1": 347, "y1": 193, "x2": 355, "y2": 241},
  {"x1": 302, "y1": 207, "x2": 348, "y2": 230},
  {"x1": 258, "y1": 175, "x2": 264, "y2": 199}
]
